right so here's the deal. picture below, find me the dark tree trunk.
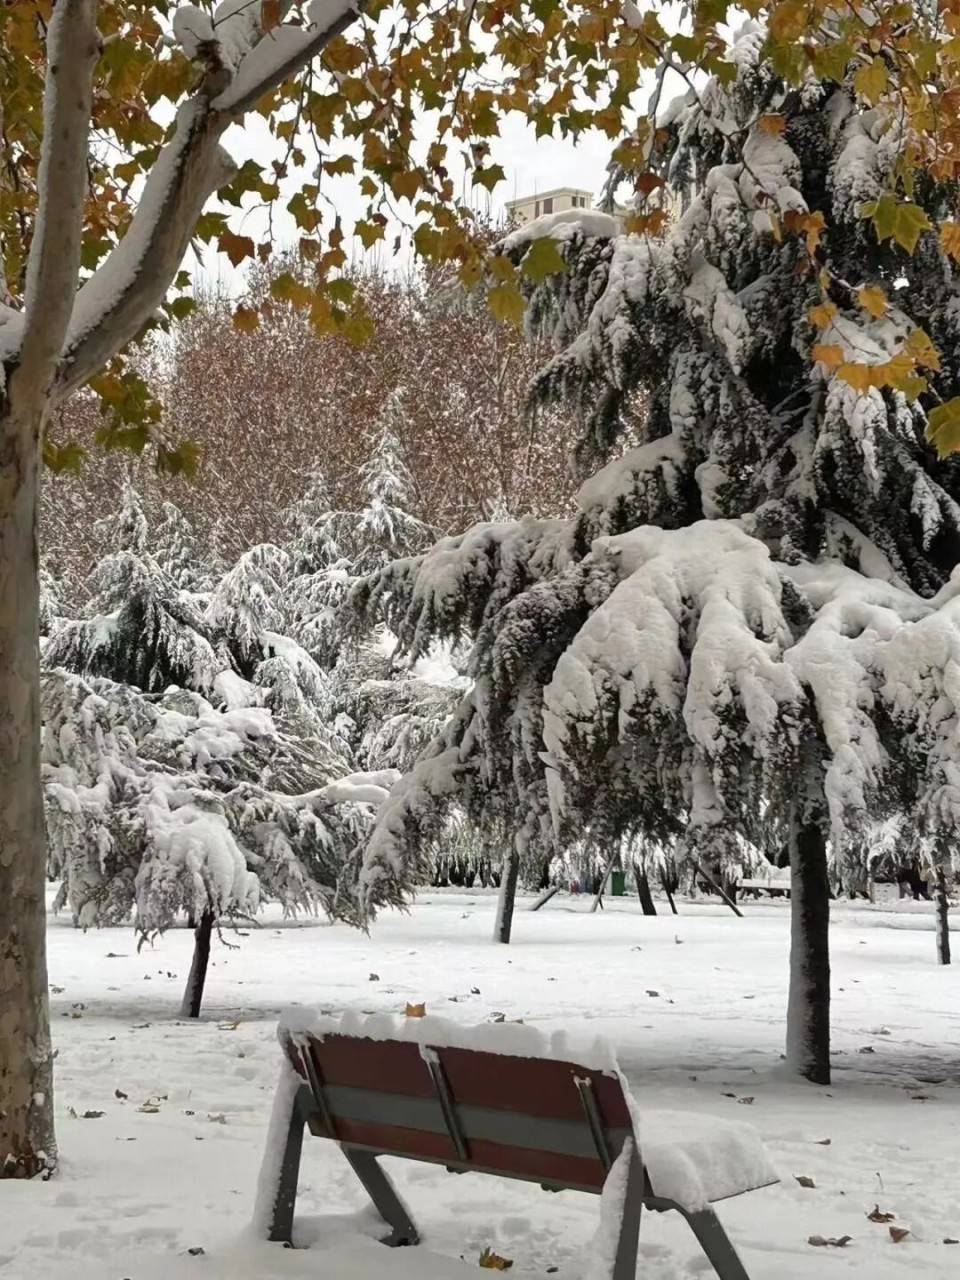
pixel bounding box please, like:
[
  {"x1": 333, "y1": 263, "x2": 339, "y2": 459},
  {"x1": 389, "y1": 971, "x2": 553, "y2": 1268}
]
[
  {"x1": 634, "y1": 864, "x2": 658, "y2": 916},
  {"x1": 695, "y1": 862, "x2": 743, "y2": 917},
  {"x1": 180, "y1": 910, "x2": 215, "y2": 1018},
  {"x1": 935, "y1": 868, "x2": 951, "y2": 967},
  {"x1": 494, "y1": 850, "x2": 519, "y2": 944},
  {"x1": 530, "y1": 884, "x2": 559, "y2": 912},
  {"x1": 786, "y1": 819, "x2": 831, "y2": 1084}
]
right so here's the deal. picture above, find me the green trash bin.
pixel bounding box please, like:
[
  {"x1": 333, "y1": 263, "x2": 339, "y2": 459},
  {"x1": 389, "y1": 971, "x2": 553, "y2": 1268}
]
[{"x1": 610, "y1": 870, "x2": 626, "y2": 896}]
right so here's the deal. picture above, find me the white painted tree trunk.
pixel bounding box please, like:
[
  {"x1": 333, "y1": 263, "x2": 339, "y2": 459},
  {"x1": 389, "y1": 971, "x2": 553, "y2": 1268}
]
[
  {"x1": 0, "y1": 409, "x2": 55, "y2": 1176},
  {"x1": 785, "y1": 817, "x2": 831, "y2": 1085}
]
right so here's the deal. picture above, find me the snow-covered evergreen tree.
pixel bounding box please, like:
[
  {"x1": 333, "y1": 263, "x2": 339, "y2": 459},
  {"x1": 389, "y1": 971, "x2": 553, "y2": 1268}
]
[
  {"x1": 355, "y1": 22, "x2": 960, "y2": 1082},
  {"x1": 41, "y1": 666, "x2": 399, "y2": 1015},
  {"x1": 283, "y1": 399, "x2": 435, "y2": 668},
  {"x1": 352, "y1": 396, "x2": 434, "y2": 574},
  {"x1": 38, "y1": 564, "x2": 65, "y2": 639},
  {"x1": 154, "y1": 500, "x2": 218, "y2": 595},
  {"x1": 205, "y1": 542, "x2": 291, "y2": 678},
  {"x1": 46, "y1": 486, "x2": 222, "y2": 694}
]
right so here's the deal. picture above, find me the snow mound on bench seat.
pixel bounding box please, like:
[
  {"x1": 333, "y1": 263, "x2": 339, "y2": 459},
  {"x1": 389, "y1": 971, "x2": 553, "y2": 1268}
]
[
  {"x1": 642, "y1": 1109, "x2": 779, "y2": 1210},
  {"x1": 279, "y1": 1008, "x2": 621, "y2": 1074}
]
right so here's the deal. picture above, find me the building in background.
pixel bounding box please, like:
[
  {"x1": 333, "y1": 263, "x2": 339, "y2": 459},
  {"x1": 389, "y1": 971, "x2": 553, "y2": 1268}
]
[
  {"x1": 505, "y1": 182, "x2": 685, "y2": 234},
  {"x1": 504, "y1": 187, "x2": 594, "y2": 225}
]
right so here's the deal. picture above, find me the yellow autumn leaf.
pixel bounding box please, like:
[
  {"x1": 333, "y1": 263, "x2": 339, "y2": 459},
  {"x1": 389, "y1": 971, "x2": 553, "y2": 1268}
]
[
  {"x1": 857, "y1": 285, "x2": 888, "y2": 318},
  {"x1": 489, "y1": 255, "x2": 517, "y2": 283},
  {"x1": 854, "y1": 56, "x2": 888, "y2": 105},
  {"x1": 812, "y1": 343, "x2": 844, "y2": 369},
  {"x1": 232, "y1": 305, "x2": 260, "y2": 333},
  {"x1": 892, "y1": 203, "x2": 932, "y2": 255},
  {"x1": 809, "y1": 301, "x2": 838, "y2": 329},
  {"x1": 927, "y1": 397, "x2": 960, "y2": 457},
  {"x1": 836, "y1": 362, "x2": 875, "y2": 392},
  {"x1": 261, "y1": 0, "x2": 281, "y2": 33},
  {"x1": 803, "y1": 211, "x2": 826, "y2": 255},
  {"x1": 219, "y1": 230, "x2": 256, "y2": 267},
  {"x1": 759, "y1": 113, "x2": 786, "y2": 135},
  {"x1": 521, "y1": 237, "x2": 567, "y2": 281},
  {"x1": 941, "y1": 220, "x2": 960, "y2": 261},
  {"x1": 404, "y1": 1002, "x2": 427, "y2": 1018},
  {"x1": 905, "y1": 327, "x2": 942, "y2": 371},
  {"x1": 625, "y1": 210, "x2": 669, "y2": 236},
  {"x1": 487, "y1": 282, "x2": 525, "y2": 327},
  {"x1": 390, "y1": 169, "x2": 421, "y2": 201}
]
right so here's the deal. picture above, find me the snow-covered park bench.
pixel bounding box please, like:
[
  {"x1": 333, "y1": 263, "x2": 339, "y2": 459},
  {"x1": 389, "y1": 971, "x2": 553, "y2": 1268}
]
[{"x1": 258, "y1": 1012, "x2": 777, "y2": 1280}]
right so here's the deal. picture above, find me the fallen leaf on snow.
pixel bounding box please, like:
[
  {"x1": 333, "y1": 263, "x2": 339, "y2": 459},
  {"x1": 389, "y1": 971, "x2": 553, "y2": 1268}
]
[
  {"x1": 405, "y1": 1002, "x2": 426, "y2": 1018},
  {"x1": 115, "y1": 1088, "x2": 128, "y2": 1100},
  {"x1": 478, "y1": 1247, "x2": 513, "y2": 1270},
  {"x1": 137, "y1": 1104, "x2": 160, "y2": 1114},
  {"x1": 795, "y1": 1175, "x2": 816, "y2": 1188},
  {"x1": 889, "y1": 1226, "x2": 910, "y2": 1244},
  {"x1": 815, "y1": 1138, "x2": 831, "y2": 1145},
  {"x1": 867, "y1": 1206, "x2": 895, "y2": 1223},
  {"x1": 369, "y1": 973, "x2": 380, "y2": 981},
  {"x1": 808, "y1": 1235, "x2": 852, "y2": 1248},
  {"x1": 943, "y1": 1237, "x2": 959, "y2": 1244},
  {"x1": 645, "y1": 989, "x2": 660, "y2": 997}
]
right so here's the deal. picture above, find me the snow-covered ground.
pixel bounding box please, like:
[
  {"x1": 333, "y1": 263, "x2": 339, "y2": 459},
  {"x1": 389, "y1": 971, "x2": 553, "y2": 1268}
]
[{"x1": 3, "y1": 891, "x2": 959, "y2": 1279}]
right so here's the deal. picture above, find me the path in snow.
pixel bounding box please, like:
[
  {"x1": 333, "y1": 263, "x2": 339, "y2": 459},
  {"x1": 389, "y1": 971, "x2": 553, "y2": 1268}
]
[{"x1": 2, "y1": 891, "x2": 958, "y2": 1278}]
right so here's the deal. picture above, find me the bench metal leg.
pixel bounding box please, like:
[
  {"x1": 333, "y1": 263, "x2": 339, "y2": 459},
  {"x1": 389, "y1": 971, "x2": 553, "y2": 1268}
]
[
  {"x1": 341, "y1": 1146, "x2": 420, "y2": 1247},
  {"x1": 267, "y1": 1084, "x2": 313, "y2": 1244},
  {"x1": 612, "y1": 1140, "x2": 644, "y2": 1280},
  {"x1": 644, "y1": 1198, "x2": 750, "y2": 1280},
  {"x1": 684, "y1": 1208, "x2": 750, "y2": 1280}
]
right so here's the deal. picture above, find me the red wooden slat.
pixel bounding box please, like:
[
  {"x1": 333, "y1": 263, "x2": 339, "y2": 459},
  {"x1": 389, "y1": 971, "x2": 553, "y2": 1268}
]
[
  {"x1": 334, "y1": 1118, "x2": 607, "y2": 1191},
  {"x1": 436, "y1": 1047, "x2": 632, "y2": 1128},
  {"x1": 287, "y1": 1035, "x2": 437, "y2": 1098}
]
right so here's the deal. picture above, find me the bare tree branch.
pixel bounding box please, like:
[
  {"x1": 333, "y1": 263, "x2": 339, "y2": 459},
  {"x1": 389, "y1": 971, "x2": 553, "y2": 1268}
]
[{"x1": 11, "y1": 0, "x2": 99, "y2": 417}]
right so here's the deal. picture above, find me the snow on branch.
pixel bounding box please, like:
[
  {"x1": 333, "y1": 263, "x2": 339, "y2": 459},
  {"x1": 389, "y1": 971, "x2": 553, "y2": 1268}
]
[
  {"x1": 59, "y1": 101, "x2": 236, "y2": 397},
  {"x1": 211, "y1": 0, "x2": 364, "y2": 115},
  {"x1": 352, "y1": 518, "x2": 574, "y2": 659}
]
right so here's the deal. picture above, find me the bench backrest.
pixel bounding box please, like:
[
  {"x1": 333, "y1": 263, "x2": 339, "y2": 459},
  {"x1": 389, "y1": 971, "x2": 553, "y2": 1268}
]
[{"x1": 282, "y1": 1030, "x2": 633, "y2": 1193}]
